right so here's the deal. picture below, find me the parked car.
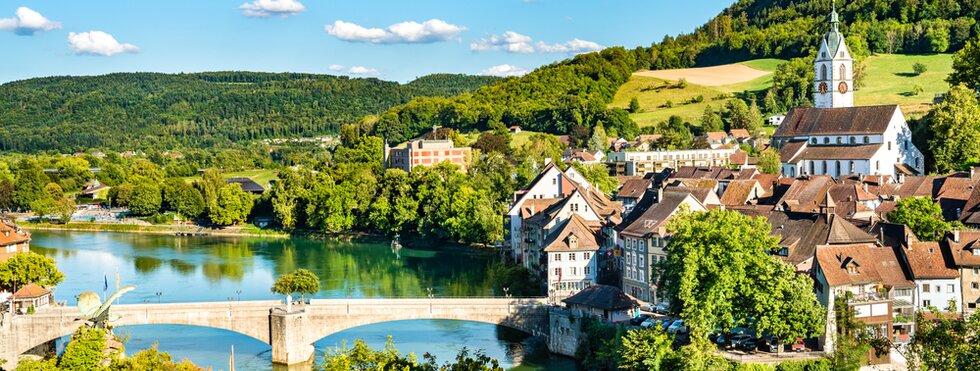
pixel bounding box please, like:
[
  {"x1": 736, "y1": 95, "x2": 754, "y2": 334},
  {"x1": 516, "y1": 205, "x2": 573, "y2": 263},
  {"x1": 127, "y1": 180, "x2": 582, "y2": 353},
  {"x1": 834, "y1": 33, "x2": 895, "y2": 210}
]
[
  {"x1": 660, "y1": 319, "x2": 674, "y2": 331},
  {"x1": 791, "y1": 338, "x2": 806, "y2": 352},
  {"x1": 639, "y1": 305, "x2": 656, "y2": 313},
  {"x1": 640, "y1": 318, "x2": 656, "y2": 328},
  {"x1": 740, "y1": 337, "x2": 760, "y2": 352},
  {"x1": 667, "y1": 320, "x2": 688, "y2": 334},
  {"x1": 730, "y1": 334, "x2": 755, "y2": 349},
  {"x1": 653, "y1": 304, "x2": 669, "y2": 314},
  {"x1": 629, "y1": 314, "x2": 650, "y2": 326},
  {"x1": 758, "y1": 336, "x2": 780, "y2": 353}
]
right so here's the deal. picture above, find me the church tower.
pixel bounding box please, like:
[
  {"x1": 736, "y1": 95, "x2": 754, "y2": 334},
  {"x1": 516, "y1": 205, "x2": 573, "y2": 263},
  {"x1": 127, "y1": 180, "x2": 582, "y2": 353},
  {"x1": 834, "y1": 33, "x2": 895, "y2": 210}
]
[{"x1": 814, "y1": 1, "x2": 854, "y2": 108}]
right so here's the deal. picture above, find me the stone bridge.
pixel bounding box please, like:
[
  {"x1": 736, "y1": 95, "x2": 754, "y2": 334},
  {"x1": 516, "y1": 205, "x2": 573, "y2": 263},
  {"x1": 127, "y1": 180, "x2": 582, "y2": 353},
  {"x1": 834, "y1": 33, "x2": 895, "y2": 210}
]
[{"x1": 0, "y1": 298, "x2": 550, "y2": 369}]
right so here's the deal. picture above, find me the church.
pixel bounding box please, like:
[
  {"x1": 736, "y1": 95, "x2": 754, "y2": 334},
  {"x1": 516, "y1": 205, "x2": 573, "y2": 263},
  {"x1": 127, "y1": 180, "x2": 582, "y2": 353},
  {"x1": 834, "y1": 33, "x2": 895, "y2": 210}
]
[{"x1": 772, "y1": 4, "x2": 925, "y2": 180}]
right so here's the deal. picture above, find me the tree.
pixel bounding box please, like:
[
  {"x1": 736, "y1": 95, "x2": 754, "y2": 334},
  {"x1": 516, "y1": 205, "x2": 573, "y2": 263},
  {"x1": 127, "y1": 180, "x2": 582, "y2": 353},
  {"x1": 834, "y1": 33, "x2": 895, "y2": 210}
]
[
  {"x1": 471, "y1": 132, "x2": 509, "y2": 154},
  {"x1": 927, "y1": 84, "x2": 980, "y2": 173},
  {"x1": 662, "y1": 209, "x2": 825, "y2": 342},
  {"x1": 209, "y1": 184, "x2": 253, "y2": 226},
  {"x1": 162, "y1": 178, "x2": 205, "y2": 220},
  {"x1": 628, "y1": 97, "x2": 641, "y2": 113},
  {"x1": 700, "y1": 105, "x2": 724, "y2": 133},
  {"x1": 949, "y1": 36, "x2": 980, "y2": 90},
  {"x1": 59, "y1": 327, "x2": 115, "y2": 371},
  {"x1": 913, "y1": 62, "x2": 928, "y2": 75},
  {"x1": 887, "y1": 197, "x2": 951, "y2": 241},
  {"x1": 127, "y1": 183, "x2": 162, "y2": 216},
  {"x1": 725, "y1": 99, "x2": 758, "y2": 133},
  {"x1": 570, "y1": 162, "x2": 619, "y2": 195},
  {"x1": 758, "y1": 148, "x2": 781, "y2": 175},
  {"x1": 588, "y1": 122, "x2": 609, "y2": 152},
  {"x1": 271, "y1": 269, "x2": 320, "y2": 301},
  {"x1": 13, "y1": 160, "x2": 48, "y2": 210},
  {"x1": 0, "y1": 179, "x2": 14, "y2": 212},
  {"x1": 619, "y1": 328, "x2": 675, "y2": 371},
  {"x1": 110, "y1": 344, "x2": 204, "y2": 371},
  {"x1": 0, "y1": 251, "x2": 65, "y2": 290}
]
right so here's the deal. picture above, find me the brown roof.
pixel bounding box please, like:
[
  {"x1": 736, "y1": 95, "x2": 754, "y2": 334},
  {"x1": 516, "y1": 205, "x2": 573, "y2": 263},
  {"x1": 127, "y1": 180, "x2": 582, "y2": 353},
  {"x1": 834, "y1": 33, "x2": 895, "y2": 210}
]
[
  {"x1": 777, "y1": 176, "x2": 835, "y2": 213},
  {"x1": 829, "y1": 184, "x2": 878, "y2": 203},
  {"x1": 789, "y1": 144, "x2": 883, "y2": 162},
  {"x1": 815, "y1": 243, "x2": 913, "y2": 288},
  {"x1": 729, "y1": 129, "x2": 751, "y2": 138},
  {"x1": 636, "y1": 134, "x2": 662, "y2": 142},
  {"x1": 895, "y1": 176, "x2": 942, "y2": 199},
  {"x1": 894, "y1": 163, "x2": 920, "y2": 176},
  {"x1": 719, "y1": 180, "x2": 761, "y2": 206},
  {"x1": 563, "y1": 285, "x2": 638, "y2": 311},
  {"x1": 780, "y1": 140, "x2": 807, "y2": 162},
  {"x1": 520, "y1": 198, "x2": 561, "y2": 219},
  {"x1": 566, "y1": 151, "x2": 597, "y2": 162},
  {"x1": 730, "y1": 151, "x2": 749, "y2": 165},
  {"x1": 12, "y1": 283, "x2": 51, "y2": 299},
  {"x1": 903, "y1": 242, "x2": 959, "y2": 279},
  {"x1": 961, "y1": 186, "x2": 980, "y2": 225},
  {"x1": 617, "y1": 178, "x2": 652, "y2": 199},
  {"x1": 774, "y1": 105, "x2": 899, "y2": 137},
  {"x1": 0, "y1": 222, "x2": 30, "y2": 246},
  {"x1": 706, "y1": 132, "x2": 728, "y2": 141},
  {"x1": 618, "y1": 191, "x2": 698, "y2": 238},
  {"x1": 947, "y1": 231, "x2": 980, "y2": 267},
  {"x1": 542, "y1": 214, "x2": 601, "y2": 252}
]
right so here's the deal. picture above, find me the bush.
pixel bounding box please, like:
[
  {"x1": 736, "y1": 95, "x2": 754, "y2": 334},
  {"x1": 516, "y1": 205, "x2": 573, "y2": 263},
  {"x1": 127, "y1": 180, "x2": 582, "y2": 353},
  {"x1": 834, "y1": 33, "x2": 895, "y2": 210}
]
[
  {"x1": 663, "y1": 100, "x2": 674, "y2": 108},
  {"x1": 913, "y1": 62, "x2": 928, "y2": 75},
  {"x1": 775, "y1": 359, "x2": 831, "y2": 371}
]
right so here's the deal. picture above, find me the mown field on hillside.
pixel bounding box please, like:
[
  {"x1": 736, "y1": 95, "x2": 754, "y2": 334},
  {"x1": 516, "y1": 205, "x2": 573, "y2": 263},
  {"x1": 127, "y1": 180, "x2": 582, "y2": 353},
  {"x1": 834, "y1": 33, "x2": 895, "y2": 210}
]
[{"x1": 614, "y1": 54, "x2": 953, "y2": 127}]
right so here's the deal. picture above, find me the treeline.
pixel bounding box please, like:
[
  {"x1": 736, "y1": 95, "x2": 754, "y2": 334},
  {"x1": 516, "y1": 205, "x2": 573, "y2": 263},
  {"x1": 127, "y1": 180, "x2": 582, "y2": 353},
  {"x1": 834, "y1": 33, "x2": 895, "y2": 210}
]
[{"x1": 0, "y1": 72, "x2": 497, "y2": 152}]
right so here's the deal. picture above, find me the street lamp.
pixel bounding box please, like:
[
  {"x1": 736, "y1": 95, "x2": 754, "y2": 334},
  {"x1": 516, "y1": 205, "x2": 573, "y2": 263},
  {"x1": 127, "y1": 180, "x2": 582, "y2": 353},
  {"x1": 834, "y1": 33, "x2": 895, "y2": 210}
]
[
  {"x1": 503, "y1": 287, "x2": 511, "y2": 298},
  {"x1": 155, "y1": 292, "x2": 162, "y2": 303},
  {"x1": 426, "y1": 287, "x2": 433, "y2": 298},
  {"x1": 236, "y1": 290, "x2": 242, "y2": 302}
]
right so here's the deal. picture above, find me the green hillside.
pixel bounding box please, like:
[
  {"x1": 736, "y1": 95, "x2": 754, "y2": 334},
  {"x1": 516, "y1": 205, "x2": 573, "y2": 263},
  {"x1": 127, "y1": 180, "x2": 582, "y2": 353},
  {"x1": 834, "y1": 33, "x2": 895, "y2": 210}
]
[
  {"x1": 855, "y1": 53, "x2": 953, "y2": 116},
  {"x1": 0, "y1": 72, "x2": 498, "y2": 153}
]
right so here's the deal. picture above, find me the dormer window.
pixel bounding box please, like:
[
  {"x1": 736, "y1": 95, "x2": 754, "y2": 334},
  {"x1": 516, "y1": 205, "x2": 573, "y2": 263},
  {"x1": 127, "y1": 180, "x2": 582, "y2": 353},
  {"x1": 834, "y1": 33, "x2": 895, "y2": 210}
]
[
  {"x1": 567, "y1": 235, "x2": 579, "y2": 250},
  {"x1": 973, "y1": 249, "x2": 980, "y2": 256},
  {"x1": 847, "y1": 265, "x2": 859, "y2": 274}
]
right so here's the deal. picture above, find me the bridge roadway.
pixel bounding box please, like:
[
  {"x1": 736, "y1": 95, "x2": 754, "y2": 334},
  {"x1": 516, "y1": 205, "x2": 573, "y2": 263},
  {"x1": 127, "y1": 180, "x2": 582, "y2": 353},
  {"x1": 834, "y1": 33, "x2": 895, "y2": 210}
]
[{"x1": 0, "y1": 297, "x2": 550, "y2": 369}]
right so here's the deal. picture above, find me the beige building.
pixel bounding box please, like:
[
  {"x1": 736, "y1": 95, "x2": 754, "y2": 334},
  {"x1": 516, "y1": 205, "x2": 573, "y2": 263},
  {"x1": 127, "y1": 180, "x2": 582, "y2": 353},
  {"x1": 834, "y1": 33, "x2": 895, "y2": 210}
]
[
  {"x1": 948, "y1": 230, "x2": 980, "y2": 313},
  {"x1": 0, "y1": 221, "x2": 30, "y2": 263},
  {"x1": 386, "y1": 139, "x2": 472, "y2": 173},
  {"x1": 606, "y1": 147, "x2": 737, "y2": 176}
]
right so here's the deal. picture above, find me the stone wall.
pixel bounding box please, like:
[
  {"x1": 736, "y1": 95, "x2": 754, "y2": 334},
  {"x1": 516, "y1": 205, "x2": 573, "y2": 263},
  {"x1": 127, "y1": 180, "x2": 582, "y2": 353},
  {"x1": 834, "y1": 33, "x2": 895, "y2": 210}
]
[{"x1": 547, "y1": 309, "x2": 583, "y2": 357}]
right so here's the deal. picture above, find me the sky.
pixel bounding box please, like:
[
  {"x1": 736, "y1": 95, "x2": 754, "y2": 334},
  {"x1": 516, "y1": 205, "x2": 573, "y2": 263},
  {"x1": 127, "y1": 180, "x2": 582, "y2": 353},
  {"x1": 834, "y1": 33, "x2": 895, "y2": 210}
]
[{"x1": 0, "y1": 0, "x2": 735, "y2": 83}]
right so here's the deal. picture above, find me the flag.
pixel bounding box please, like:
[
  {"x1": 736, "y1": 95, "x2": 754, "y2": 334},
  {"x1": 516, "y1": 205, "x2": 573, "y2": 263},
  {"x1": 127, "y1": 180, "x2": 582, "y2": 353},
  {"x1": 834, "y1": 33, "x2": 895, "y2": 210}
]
[{"x1": 103, "y1": 274, "x2": 108, "y2": 291}]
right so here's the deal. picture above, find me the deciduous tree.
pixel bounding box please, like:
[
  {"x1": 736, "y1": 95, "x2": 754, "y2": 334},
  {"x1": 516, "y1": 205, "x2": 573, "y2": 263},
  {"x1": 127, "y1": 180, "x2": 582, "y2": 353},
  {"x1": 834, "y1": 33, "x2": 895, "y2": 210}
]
[{"x1": 887, "y1": 197, "x2": 950, "y2": 241}]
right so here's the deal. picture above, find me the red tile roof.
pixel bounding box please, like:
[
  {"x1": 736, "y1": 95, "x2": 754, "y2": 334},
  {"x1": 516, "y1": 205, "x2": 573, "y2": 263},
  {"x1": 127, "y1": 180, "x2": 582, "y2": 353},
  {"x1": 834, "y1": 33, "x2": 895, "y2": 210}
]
[
  {"x1": 729, "y1": 129, "x2": 751, "y2": 138},
  {"x1": 542, "y1": 214, "x2": 601, "y2": 252},
  {"x1": 903, "y1": 242, "x2": 959, "y2": 279},
  {"x1": 706, "y1": 132, "x2": 728, "y2": 141},
  {"x1": 0, "y1": 222, "x2": 30, "y2": 246},
  {"x1": 815, "y1": 243, "x2": 912, "y2": 288},
  {"x1": 774, "y1": 105, "x2": 899, "y2": 137},
  {"x1": 12, "y1": 283, "x2": 51, "y2": 299}
]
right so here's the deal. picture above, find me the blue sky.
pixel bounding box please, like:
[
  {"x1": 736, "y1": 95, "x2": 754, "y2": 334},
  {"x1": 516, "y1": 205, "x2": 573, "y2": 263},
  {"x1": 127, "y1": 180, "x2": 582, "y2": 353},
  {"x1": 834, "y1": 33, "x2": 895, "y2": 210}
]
[{"x1": 0, "y1": 0, "x2": 734, "y2": 83}]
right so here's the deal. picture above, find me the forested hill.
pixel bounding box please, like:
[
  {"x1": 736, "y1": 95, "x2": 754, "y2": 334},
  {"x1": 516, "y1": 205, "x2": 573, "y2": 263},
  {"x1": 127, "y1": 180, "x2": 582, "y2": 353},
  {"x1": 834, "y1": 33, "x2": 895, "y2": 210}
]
[
  {"x1": 369, "y1": 0, "x2": 980, "y2": 142},
  {"x1": 0, "y1": 72, "x2": 498, "y2": 152}
]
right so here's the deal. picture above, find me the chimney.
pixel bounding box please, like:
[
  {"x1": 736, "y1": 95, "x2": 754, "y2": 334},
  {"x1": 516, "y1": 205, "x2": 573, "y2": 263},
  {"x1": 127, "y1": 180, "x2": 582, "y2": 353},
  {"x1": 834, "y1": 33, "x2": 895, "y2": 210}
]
[
  {"x1": 862, "y1": 183, "x2": 868, "y2": 193},
  {"x1": 878, "y1": 175, "x2": 884, "y2": 185},
  {"x1": 954, "y1": 229, "x2": 961, "y2": 243},
  {"x1": 656, "y1": 186, "x2": 663, "y2": 204}
]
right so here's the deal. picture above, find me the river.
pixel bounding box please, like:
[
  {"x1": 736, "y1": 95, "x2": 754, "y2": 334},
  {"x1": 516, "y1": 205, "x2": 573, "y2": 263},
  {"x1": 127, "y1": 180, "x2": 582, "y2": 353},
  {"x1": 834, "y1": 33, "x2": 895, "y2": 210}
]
[{"x1": 28, "y1": 230, "x2": 579, "y2": 370}]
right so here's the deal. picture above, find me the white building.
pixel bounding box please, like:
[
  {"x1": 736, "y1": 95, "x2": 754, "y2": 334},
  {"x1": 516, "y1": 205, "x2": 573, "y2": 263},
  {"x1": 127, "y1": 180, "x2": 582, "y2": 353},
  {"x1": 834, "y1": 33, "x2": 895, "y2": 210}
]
[
  {"x1": 606, "y1": 147, "x2": 737, "y2": 176},
  {"x1": 902, "y1": 241, "x2": 962, "y2": 313},
  {"x1": 772, "y1": 7, "x2": 924, "y2": 180},
  {"x1": 768, "y1": 114, "x2": 786, "y2": 126},
  {"x1": 544, "y1": 214, "x2": 601, "y2": 300},
  {"x1": 506, "y1": 163, "x2": 577, "y2": 261}
]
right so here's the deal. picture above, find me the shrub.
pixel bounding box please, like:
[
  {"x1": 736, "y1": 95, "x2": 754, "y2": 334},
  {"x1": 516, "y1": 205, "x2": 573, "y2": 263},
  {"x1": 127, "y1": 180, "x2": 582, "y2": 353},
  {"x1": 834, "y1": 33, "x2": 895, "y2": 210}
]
[{"x1": 913, "y1": 62, "x2": 927, "y2": 75}]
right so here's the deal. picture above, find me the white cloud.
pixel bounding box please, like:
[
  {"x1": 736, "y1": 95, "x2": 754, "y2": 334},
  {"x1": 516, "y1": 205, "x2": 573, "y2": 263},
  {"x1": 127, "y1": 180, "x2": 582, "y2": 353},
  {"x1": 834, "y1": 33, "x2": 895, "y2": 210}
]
[
  {"x1": 68, "y1": 31, "x2": 139, "y2": 56},
  {"x1": 470, "y1": 31, "x2": 602, "y2": 54},
  {"x1": 328, "y1": 64, "x2": 345, "y2": 71},
  {"x1": 325, "y1": 19, "x2": 466, "y2": 44},
  {"x1": 0, "y1": 7, "x2": 61, "y2": 35},
  {"x1": 480, "y1": 64, "x2": 529, "y2": 77},
  {"x1": 240, "y1": 0, "x2": 305, "y2": 17},
  {"x1": 346, "y1": 66, "x2": 380, "y2": 76}
]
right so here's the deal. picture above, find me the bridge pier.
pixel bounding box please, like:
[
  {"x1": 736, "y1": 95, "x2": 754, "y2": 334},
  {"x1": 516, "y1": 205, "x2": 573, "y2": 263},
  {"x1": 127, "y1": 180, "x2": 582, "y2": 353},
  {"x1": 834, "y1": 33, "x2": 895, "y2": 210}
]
[{"x1": 270, "y1": 309, "x2": 314, "y2": 365}]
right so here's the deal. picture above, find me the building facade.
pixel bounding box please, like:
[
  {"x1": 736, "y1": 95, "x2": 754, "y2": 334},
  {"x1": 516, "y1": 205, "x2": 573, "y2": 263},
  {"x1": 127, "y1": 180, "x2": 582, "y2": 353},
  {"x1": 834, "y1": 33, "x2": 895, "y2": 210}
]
[
  {"x1": 606, "y1": 147, "x2": 736, "y2": 177},
  {"x1": 386, "y1": 139, "x2": 472, "y2": 173},
  {"x1": 0, "y1": 221, "x2": 30, "y2": 262}
]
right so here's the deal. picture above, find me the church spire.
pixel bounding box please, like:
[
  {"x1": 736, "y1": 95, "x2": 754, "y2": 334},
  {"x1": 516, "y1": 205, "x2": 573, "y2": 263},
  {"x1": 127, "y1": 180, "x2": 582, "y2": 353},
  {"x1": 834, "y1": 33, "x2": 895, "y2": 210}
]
[{"x1": 830, "y1": 0, "x2": 840, "y2": 32}]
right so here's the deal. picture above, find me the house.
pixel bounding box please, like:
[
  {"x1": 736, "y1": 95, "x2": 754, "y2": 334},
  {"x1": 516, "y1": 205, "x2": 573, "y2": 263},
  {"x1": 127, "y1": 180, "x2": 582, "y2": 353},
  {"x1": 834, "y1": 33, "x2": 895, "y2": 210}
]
[
  {"x1": 946, "y1": 230, "x2": 980, "y2": 313},
  {"x1": 78, "y1": 179, "x2": 111, "y2": 199},
  {"x1": 564, "y1": 151, "x2": 601, "y2": 165},
  {"x1": 902, "y1": 240, "x2": 961, "y2": 313},
  {"x1": 718, "y1": 180, "x2": 766, "y2": 207},
  {"x1": 521, "y1": 186, "x2": 621, "y2": 272},
  {"x1": 617, "y1": 190, "x2": 707, "y2": 303},
  {"x1": 769, "y1": 114, "x2": 786, "y2": 126},
  {"x1": 544, "y1": 214, "x2": 601, "y2": 300},
  {"x1": 616, "y1": 178, "x2": 653, "y2": 215},
  {"x1": 506, "y1": 163, "x2": 579, "y2": 262},
  {"x1": 226, "y1": 177, "x2": 266, "y2": 194},
  {"x1": 11, "y1": 283, "x2": 53, "y2": 314},
  {"x1": 775, "y1": 176, "x2": 836, "y2": 213},
  {"x1": 509, "y1": 126, "x2": 522, "y2": 133},
  {"x1": 0, "y1": 221, "x2": 30, "y2": 262},
  {"x1": 386, "y1": 139, "x2": 473, "y2": 173},
  {"x1": 961, "y1": 186, "x2": 980, "y2": 228},
  {"x1": 606, "y1": 147, "x2": 737, "y2": 176},
  {"x1": 812, "y1": 242, "x2": 914, "y2": 362},
  {"x1": 562, "y1": 284, "x2": 639, "y2": 323},
  {"x1": 705, "y1": 132, "x2": 730, "y2": 148},
  {"x1": 771, "y1": 7, "x2": 924, "y2": 180},
  {"x1": 729, "y1": 129, "x2": 751, "y2": 142}
]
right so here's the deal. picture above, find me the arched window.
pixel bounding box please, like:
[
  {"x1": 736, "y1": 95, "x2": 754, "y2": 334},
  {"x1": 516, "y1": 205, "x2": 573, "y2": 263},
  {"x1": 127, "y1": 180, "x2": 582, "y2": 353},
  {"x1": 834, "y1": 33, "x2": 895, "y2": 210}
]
[
  {"x1": 837, "y1": 137, "x2": 843, "y2": 144},
  {"x1": 863, "y1": 136, "x2": 869, "y2": 144},
  {"x1": 840, "y1": 64, "x2": 846, "y2": 80},
  {"x1": 823, "y1": 137, "x2": 829, "y2": 144},
  {"x1": 811, "y1": 138, "x2": 817, "y2": 144},
  {"x1": 823, "y1": 161, "x2": 829, "y2": 174},
  {"x1": 836, "y1": 161, "x2": 841, "y2": 176},
  {"x1": 849, "y1": 136, "x2": 856, "y2": 144},
  {"x1": 821, "y1": 65, "x2": 828, "y2": 81}
]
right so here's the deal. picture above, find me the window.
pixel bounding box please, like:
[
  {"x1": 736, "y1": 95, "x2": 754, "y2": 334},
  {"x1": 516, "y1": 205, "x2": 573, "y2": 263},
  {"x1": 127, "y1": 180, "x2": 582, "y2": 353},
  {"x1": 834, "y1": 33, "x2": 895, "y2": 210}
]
[
  {"x1": 552, "y1": 178, "x2": 557, "y2": 185},
  {"x1": 923, "y1": 300, "x2": 931, "y2": 307},
  {"x1": 935, "y1": 285, "x2": 941, "y2": 293},
  {"x1": 922, "y1": 284, "x2": 930, "y2": 293},
  {"x1": 840, "y1": 64, "x2": 846, "y2": 79},
  {"x1": 876, "y1": 161, "x2": 880, "y2": 171},
  {"x1": 583, "y1": 252, "x2": 591, "y2": 260},
  {"x1": 811, "y1": 137, "x2": 817, "y2": 144},
  {"x1": 554, "y1": 268, "x2": 561, "y2": 276},
  {"x1": 974, "y1": 268, "x2": 979, "y2": 275},
  {"x1": 972, "y1": 282, "x2": 979, "y2": 290},
  {"x1": 849, "y1": 136, "x2": 856, "y2": 144},
  {"x1": 584, "y1": 266, "x2": 591, "y2": 276},
  {"x1": 571, "y1": 203, "x2": 579, "y2": 212},
  {"x1": 947, "y1": 284, "x2": 955, "y2": 293},
  {"x1": 571, "y1": 267, "x2": 577, "y2": 275},
  {"x1": 970, "y1": 303, "x2": 978, "y2": 309},
  {"x1": 863, "y1": 136, "x2": 869, "y2": 144},
  {"x1": 888, "y1": 141, "x2": 892, "y2": 150},
  {"x1": 849, "y1": 161, "x2": 855, "y2": 174},
  {"x1": 555, "y1": 254, "x2": 562, "y2": 262},
  {"x1": 836, "y1": 161, "x2": 841, "y2": 175},
  {"x1": 823, "y1": 137, "x2": 830, "y2": 144},
  {"x1": 569, "y1": 253, "x2": 576, "y2": 261},
  {"x1": 821, "y1": 64, "x2": 828, "y2": 80},
  {"x1": 837, "y1": 137, "x2": 843, "y2": 144}
]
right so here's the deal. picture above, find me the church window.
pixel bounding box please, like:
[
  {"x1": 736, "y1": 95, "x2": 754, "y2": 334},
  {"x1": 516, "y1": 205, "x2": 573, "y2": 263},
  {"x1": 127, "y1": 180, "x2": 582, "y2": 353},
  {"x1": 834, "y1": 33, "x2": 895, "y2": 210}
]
[
  {"x1": 888, "y1": 141, "x2": 892, "y2": 150},
  {"x1": 822, "y1": 52, "x2": 827, "y2": 59},
  {"x1": 820, "y1": 65, "x2": 828, "y2": 81},
  {"x1": 823, "y1": 161, "x2": 829, "y2": 174},
  {"x1": 811, "y1": 138, "x2": 817, "y2": 144},
  {"x1": 837, "y1": 137, "x2": 843, "y2": 144},
  {"x1": 808, "y1": 161, "x2": 813, "y2": 175},
  {"x1": 840, "y1": 64, "x2": 846, "y2": 79},
  {"x1": 849, "y1": 161, "x2": 855, "y2": 174},
  {"x1": 840, "y1": 52, "x2": 845, "y2": 58},
  {"x1": 836, "y1": 161, "x2": 841, "y2": 175},
  {"x1": 823, "y1": 137, "x2": 829, "y2": 144},
  {"x1": 863, "y1": 136, "x2": 869, "y2": 144},
  {"x1": 849, "y1": 136, "x2": 856, "y2": 144},
  {"x1": 876, "y1": 161, "x2": 880, "y2": 171}
]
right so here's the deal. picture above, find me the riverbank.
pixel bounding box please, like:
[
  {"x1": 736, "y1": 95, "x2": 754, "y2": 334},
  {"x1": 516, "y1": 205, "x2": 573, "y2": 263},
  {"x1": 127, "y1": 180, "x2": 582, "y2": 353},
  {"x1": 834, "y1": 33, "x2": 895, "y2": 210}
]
[{"x1": 20, "y1": 221, "x2": 291, "y2": 238}]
